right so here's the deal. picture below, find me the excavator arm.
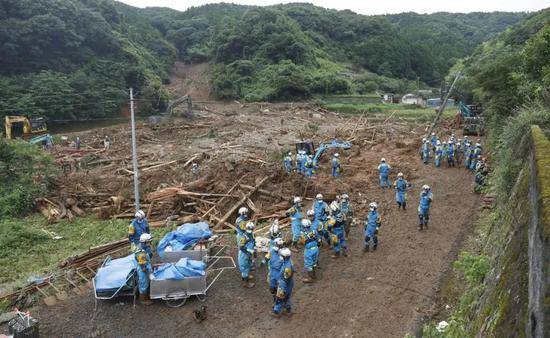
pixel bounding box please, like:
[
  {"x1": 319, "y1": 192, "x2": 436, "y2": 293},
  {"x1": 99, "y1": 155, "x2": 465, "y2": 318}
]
[{"x1": 313, "y1": 140, "x2": 352, "y2": 164}]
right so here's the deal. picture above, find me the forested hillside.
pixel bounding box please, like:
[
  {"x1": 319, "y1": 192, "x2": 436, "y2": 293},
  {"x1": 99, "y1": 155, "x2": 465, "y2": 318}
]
[{"x1": 0, "y1": 0, "x2": 529, "y2": 120}]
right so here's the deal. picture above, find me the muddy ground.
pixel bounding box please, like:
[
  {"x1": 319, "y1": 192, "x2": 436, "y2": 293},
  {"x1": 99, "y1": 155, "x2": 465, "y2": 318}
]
[{"x1": 17, "y1": 103, "x2": 480, "y2": 337}]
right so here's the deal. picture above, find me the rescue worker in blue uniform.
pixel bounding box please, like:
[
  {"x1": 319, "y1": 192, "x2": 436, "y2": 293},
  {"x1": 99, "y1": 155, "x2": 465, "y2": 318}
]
[
  {"x1": 340, "y1": 194, "x2": 353, "y2": 237},
  {"x1": 304, "y1": 155, "x2": 315, "y2": 177},
  {"x1": 465, "y1": 142, "x2": 474, "y2": 169},
  {"x1": 135, "y1": 233, "x2": 153, "y2": 305},
  {"x1": 300, "y1": 219, "x2": 320, "y2": 283},
  {"x1": 266, "y1": 237, "x2": 284, "y2": 300},
  {"x1": 421, "y1": 138, "x2": 430, "y2": 164},
  {"x1": 394, "y1": 172, "x2": 410, "y2": 210},
  {"x1": 430, "y1": 132, "x2": 438, "y2": 152},
  {"x1": 314, "y1": 195, "x2": 331, "y2": 246},
  {"x1": 327, "y1": 202, "x2": 348, "y2": 258},
  {"x1": 286, "y1": 197, "x2": 303, "y2": 252},
  {"x1": 418, "y1": 185, "x2": 433, "y2": 231},
  {"x1": 455, "y1": 139, "x2": 462, "y2": 166},
  {"x1": 129, "y1": 210, "x2": 150, "y2": 251},
  {"x1": 434, "y1": 141, "x2": 443, "y2": 168},
  {"x1": 447, "y1": 141, "x2": 455, "y2": 167},
  {"x1": 271, "y1": 248, "x2": 295, "y2": 318},
  {"x1": 378, "y1": 158, "x2": 391, "y2": 188},
  {"x1": 470, "y1": 143, "x2": 482, "y2": 170},
  {"x1": 237, "y1": 222, "x2": 256, "y2": 288},
  {"x1": 363, "y1": 202, "x2": 381, "y2": 252},
  {"x1": 235, "y1": 207, "x2": 249, "y2": 244},
  {"x1": 331, "y1": 153, "x2": 341, "y2": 177},
  {"x1": 284, "y1": 152, "x2": 293, "y2": 173}
]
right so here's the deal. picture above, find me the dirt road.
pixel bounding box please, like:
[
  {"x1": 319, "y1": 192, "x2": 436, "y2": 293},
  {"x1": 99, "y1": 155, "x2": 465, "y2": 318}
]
[{"x1": 33, "y1": 130, "x2": 478, "y2": 337}]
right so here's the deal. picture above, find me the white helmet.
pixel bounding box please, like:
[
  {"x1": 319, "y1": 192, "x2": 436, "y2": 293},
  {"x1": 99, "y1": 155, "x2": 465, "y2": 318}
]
[
  {"x1": 422, "y1": 138, "x2": 426, "y2": 142},
  {"x1": 436, "y1": 140, "x2": 441, "y2": 145},
  {"x1": 476, "y1": 143, "x2": 481, "y2": 147},
  {"x1": 422, "y1": 184, "x2": 430, "y2": 190},
  {"x1": 341, "y1": 193, "x2": 349, "y2": 200},
  {"x1": 464, "y1": 136, "x2": 469, "y2": 139},
  {"x1": 139, "y1": 233, "x2": 152, "y2": 243},
  {"x1": 135, "y1": 210, "x2": 145, "y2": 219},
  {"x1": 288, "y1": 152, "x2": 292, "y2": 156},
  {"x1": 381, "y1": 158, "x2": 386, "y2": 162},
  {"x1": 316, "y1": 193, "x2": 323, "y2": 200},
  {"x1": 301, "y1": 219, "x2": 312, "y2": 228},
  {"x1": 369, "y1": 202, "x2": 377, "y2": 210},
  {"x1": 274, "y1": 237, "x2": 284, "y2": 249},
  {"x1": 397, "y1": 172, "x2": 404, "y2": 177},
  {"x1": 279, "y1": 247, "x2": 291, "y2": 258},
  {"x1": 334, "y1": 153, "x2": 339, "y2": 157},
  {"x1": 238, "y1": 207, "x2": 248, "y2": 215},
  {"x1": 293, "y1": 196, "x2": 302, "y2": 204},
  {"x1": 246, "y1": 221, "x2": 255, "y2": 232},
  {"x1": 329, "y1": 201, "x2": 339, "y2": 212},
  {"x1": 307, "y1": 209, "x2": 315, "y2": 217},
  {"x1": 431, "y1": 132, "x2": 435, "y2": 136}
]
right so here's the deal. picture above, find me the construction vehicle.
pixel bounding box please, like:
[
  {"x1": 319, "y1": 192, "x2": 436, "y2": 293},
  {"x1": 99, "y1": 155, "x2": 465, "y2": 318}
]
[
  {"x1": 458, "y1": 102, "x2": 485, "y2": 136},
  {"x1": 149, "y1": 95, "x2": 193, "y2": 129},
  {"x1": 4, "y1": 116, "x2": 48, "y2": 141},
  {"x1": 295, "y1": 140, "x2": 352, "y2": 164}
]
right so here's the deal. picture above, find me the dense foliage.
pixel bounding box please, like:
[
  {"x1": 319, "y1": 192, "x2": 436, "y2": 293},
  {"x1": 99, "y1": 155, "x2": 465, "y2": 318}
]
[
  {"x1": 0, "y1": 1, "x2": 529, "y2": 118},
  {"x1": 0, "y1": 0, "x2": 176, "y2": 121},
  {"x1": 0, "y1": 139, "x2": 56, "y2": 217}
]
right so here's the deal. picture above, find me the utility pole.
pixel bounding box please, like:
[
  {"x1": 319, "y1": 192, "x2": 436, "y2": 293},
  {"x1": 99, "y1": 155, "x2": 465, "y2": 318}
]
[
  {"x1": 426, "y1": 71, "x2": 461, "y2": 137},
  {"x1": 130, "y1": 87, "x2": 140, "y2": 211}
]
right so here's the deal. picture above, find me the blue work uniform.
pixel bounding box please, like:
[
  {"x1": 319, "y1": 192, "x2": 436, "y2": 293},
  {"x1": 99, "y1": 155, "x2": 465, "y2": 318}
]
[
  {"x1": 470, "y1": 146, "x2": 481, "y2": 170},
  {"x1": 464, "y1": 144, "x2": 473, "y2": 168},
  {"x1": 327, "y1": 212, "x2": 347, "y2": 255},
  {"x1": 237, "y1": 232, "x2": 255, "y2": 279},
  {"x1": 314, "y1": 200, "x2": 330, "y2": 244},
  {"x1": 273, "y1": 258, "x2": 295, "y2": 314},
  {"x1": 434, "y1": 146, "x2": 443, "y2": 167},
  {"x1": 378, "y1": 163, "x2": 391, "y2": 188},
  {"x1": 422, "y1": 142, "x2": 430, "y2": 164},
  {"x1": 266, "y1": 246, "x2": 283, "y2": 296},
  {"x1": 364, "y1": 210, "x2": 381, "y2": 250},
  {"x1": 455, "y1": 143, "x2": 462, "y2": 166},
  {"x1": 235, "y1": 215, "x2": 248, "y2": 244},
  {"x1": 331, "y1": 157, "x2": 341, "y2": 177},
  {"x1": 286, "y1": 205, "x2": 303, "y2": 243},
  {"x1": 134, "y1": 245, "x2": 152, "y2": 294},
  {"x1": 304, "y1": 158, "x2": 314, "y2": 177},
  {"x1": 448, "y1": 143, "x2": 455, "y2": 166},
  {"x1": 418, "y1": 191, "x2": 433, "y2": 228},
  {"x1": 394, "y1": 178, "x2": 408, "y2": 208},
  {"x1": 430, "y1": 136, "x2": 438, "y2": 152},
  {"x1": 340, "y1": 200, "x2": 353, "y2": 235},
  {"x1": 128, "y1": 218, "x2": 150, "y2": 246},
  {"x1": 300, "y1": 228, "x2": 319, "y2": 272},
  {"x1": 284, "y1": 155, "x2": 293, "y2": 173}
]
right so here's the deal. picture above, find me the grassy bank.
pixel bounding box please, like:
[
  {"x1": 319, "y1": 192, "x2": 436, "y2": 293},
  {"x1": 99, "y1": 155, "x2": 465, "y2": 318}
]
[{"x1": 323, "y1": 102, "x2": 457, "y2": 121}]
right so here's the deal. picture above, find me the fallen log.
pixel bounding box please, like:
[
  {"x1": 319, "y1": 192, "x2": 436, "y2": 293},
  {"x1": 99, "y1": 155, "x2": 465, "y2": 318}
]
[
  {"x1": 214, "y1": 175, "x2": 272, "y2": 229},
  {"x1": 202, "y1": 175, "x2": 248, "y2": 219}
]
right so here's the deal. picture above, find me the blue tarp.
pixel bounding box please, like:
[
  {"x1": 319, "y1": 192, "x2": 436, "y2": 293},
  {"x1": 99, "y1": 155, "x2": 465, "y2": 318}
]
[
  {"x1": 94, "y1": 254, "x2": 136, "y2": 291},
  {"x1": 152, "y1": 257, "x2": 206, "y2": 280},
  {"x1": 157, "y1": 222, "x2": 212, "y2": 258}
]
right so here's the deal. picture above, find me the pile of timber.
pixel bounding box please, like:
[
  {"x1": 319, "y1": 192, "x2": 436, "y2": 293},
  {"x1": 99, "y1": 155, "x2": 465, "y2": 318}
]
[{"x1": 58, "y1": 238, "x2": 129, "y2": 269}]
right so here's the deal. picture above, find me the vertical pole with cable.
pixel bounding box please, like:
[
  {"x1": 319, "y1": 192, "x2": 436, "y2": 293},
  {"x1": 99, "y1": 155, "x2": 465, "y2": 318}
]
[{"x1": 130, "y1": 88, "x2": 140, "y2": 211}]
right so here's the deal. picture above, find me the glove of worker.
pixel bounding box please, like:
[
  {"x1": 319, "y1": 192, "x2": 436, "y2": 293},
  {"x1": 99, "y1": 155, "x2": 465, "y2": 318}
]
[{"x1": 149, "y1": 274, "x2": 155, "y2": 280}]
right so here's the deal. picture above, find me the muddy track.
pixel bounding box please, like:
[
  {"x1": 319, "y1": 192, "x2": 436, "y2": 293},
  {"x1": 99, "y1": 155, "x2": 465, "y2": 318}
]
[{"x1": 31, "y1": 138, "x2": 478, "y2": 337}]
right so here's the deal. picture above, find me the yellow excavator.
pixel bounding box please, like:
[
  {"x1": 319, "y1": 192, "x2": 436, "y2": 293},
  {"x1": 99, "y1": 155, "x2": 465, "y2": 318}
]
[{"x1": 4, "y1": 116, "x2": 49, "y2": 143}]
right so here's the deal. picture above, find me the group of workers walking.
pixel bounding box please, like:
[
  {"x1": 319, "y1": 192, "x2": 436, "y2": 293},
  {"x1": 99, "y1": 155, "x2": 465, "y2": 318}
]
[{"x1": 284, "y1": 151, "x2": 342, "y2": 178}]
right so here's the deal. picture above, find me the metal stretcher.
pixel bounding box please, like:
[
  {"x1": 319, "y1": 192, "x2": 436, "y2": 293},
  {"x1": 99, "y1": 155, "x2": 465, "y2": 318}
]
[
  {"x1": 93, "y1": 257, "x2": 138, "y2": 311},
  {"x1": 149, "y1": 254, "x2": 235, "y2": 307}
]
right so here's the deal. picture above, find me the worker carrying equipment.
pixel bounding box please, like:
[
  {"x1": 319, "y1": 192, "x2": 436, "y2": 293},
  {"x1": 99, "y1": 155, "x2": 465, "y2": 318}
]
[
  {"x1": 135, "y1": 233, "x2": 154, "y2": 305},
  {"x1": 237, "y1": 222, "x2": 256, "y2": 288},
  {"x1": 418, "y1": 185, "x2": 433, "y2": 231},
  {"x1": 300, "y1": 219, "x2": 320, "y2": 283},
  {"x1": 364, "y1": 202, "x2": 381, "y2": 252},
  {"x1": 129, "y1": 210, "x2": 150, "y2": 251},
  {"x1": 284, "y1": 152, "x2": 293, "y2": 173},
  {"x1": 272, "y1": 248, "x2": 295, "y2": 318},
  {"x1": 327, "y1": 202, "x2": 347, "y2": 258}
]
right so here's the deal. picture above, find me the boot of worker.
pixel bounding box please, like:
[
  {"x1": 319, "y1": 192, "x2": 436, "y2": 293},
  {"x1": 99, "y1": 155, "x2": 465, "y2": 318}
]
[
  {"x1": 270, "y1": 311, "x2": 282, "y2": 319},
  {"x1": 424, "y1": 222, "x2": 428, "y2": 230},
  {"x1": 402, "y1": 202, "x2": 407, "y2": 210},
  {"x1": 311, "y1": 267, "x2": 317, "y2": 280},
  {"x1": 331, "y1": 251, "x2": 340, "y2": 259},
  {"x1": 342, "y1": 247, "x2": 348, "y2": 257},
  {"x1": 302, "y1": 271, "x2": 314, "y2": 283},
  {"x1": 245, "y1": 277, "x2": 255, "y2": 288},
  {"x1": 363, "y1": 245, "x2": 369, "y2": 253},
  {"x1": 291, "y1": 241, "x2": 299, "y2": 252},
  {"x1": 139, "y1": 294, "x2": 153, "y2": 306}
]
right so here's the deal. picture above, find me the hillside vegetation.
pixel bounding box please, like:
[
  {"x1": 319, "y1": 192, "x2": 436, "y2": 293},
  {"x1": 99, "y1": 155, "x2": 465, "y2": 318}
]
[{"x1": 0, "y1": 1, "x2": 529, "y2": 120}]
